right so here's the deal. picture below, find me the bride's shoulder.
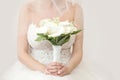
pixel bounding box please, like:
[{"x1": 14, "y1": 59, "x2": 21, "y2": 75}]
[
  {"x1": 68, "y1": 2, "x2": 83, "y2": 13},
  {"x1": 71, "y1": 3, "x2": 83, "y2": 17},
  {"x1": 18, "y1": 3, "x2": 33, "y2": 25},
  {"x1": 18, "y1": 3, "x2": 33, "y2": 20},
  {"x1": 19, "y1": 2, "x2": 33, "y2": 14},
  {"x1": 73, "y1": 3, "x2": 83, "y2": 10}
]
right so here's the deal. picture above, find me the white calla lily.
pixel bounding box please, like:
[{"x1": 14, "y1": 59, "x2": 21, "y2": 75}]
[
  {"x1": 36, "y1": 18, "x2": 79, "y2": 37},
  {"x1": 48, "y1": 26, "x2": 65, "y2": 37},
  {"x1": 36, "y1": 26, "x2": 49, "y2": 34},
  {"x1": 59, "y1": 20, "x2": 70, "y2": 26}
]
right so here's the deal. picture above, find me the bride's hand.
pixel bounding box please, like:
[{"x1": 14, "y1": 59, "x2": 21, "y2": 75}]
[
  {"x1": 45, "y1": 62, "x2": 64, "y2": 76},
  {"x1": 57, "y1": 65, "x2": 72, "y2": 77}
]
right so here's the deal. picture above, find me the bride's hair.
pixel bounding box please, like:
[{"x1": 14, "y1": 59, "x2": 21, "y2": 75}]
[{"x1": 27, "y1": 0, "x2": 82, "y2": 16}]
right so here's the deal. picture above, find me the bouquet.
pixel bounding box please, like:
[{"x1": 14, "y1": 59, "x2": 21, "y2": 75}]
[{"x1": 35, "y1": 18, "x2": 82, "y2": 62}]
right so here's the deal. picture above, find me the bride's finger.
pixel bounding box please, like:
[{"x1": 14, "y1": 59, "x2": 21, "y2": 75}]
[
  {"x1": 57, "y1": 67, "x2": 65, "y2": 75},
  {"x1": 44, "y1": 69, "x2": 51, "y2": 75},
  {"x1": 57, "y1": 63, "x2": 64, "y2": 66},
  {"x1": 47, "y1": 68, "x2": 58, "y2": 73},
  {"x1": 49, "y1": 62, "x2": 58, "y2": 66},
  {"x1": 59, "y1": 72, "x2": 65, "y2": 77},
  {"x1": 57, "y1": 65, "x2": 64, "y2": 69},
  {"x1": 46, "y1": 63, "x2": 64, "y2": 71},
  {"x1": 47, "y1": 65, "x2": 58, "y2": 69}
]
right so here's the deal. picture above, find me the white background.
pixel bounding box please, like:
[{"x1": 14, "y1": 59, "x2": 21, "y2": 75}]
[{"x1": 0, "y1": 0, "x2": 120, "y2": 80}]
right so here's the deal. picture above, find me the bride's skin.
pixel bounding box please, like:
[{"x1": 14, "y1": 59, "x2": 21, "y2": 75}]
[{"x1": 17, "y1": 0, "x2": 83, "y2": 77}]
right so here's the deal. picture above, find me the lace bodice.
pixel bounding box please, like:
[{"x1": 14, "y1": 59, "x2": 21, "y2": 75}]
[{"x1": 27, "y1": 23, "x2": 76, "y2": 65}]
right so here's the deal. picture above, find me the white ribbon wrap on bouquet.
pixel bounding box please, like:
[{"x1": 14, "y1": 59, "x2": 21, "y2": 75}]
[{"x1": 52, "y1": 45, "x2": 62, "y2": 62}]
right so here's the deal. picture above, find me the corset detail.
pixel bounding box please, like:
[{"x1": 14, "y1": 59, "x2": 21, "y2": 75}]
[
  {"x1": 30, "y1": 48, "x2": 72, "y2": 65},
  {"x1": 27, "y1": 23, "x2": 76, "y2": 65}
]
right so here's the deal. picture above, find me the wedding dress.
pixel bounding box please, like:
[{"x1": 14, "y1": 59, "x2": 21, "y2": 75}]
[{"x1": 1, "y1": 22, "x2": 103, "y2": 80}]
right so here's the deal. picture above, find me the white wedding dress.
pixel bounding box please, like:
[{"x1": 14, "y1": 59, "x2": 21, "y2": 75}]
[{"x1": 1, "y1": 22, "x2": 103, "y2": 80}]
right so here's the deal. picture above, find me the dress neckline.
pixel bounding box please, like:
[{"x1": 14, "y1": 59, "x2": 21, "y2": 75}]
[{"x1": 29, "y1": 17, "x2": 74, "y2": 28}]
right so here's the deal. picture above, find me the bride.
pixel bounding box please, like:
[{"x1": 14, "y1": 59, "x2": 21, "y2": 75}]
[{"x1": 1, "y1": 0, "x2": 104, "y2": 80}]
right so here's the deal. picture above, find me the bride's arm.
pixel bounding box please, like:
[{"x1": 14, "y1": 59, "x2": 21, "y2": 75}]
[
  {"x1": 17, "y1": 6, "x2": 46, "y2": 72},
  {"x1": 66, "y1": 4, "x2": 84, "y2": 71},
  {"x1": 56, "y1": 4, "x2": 84, "y2": 76}
]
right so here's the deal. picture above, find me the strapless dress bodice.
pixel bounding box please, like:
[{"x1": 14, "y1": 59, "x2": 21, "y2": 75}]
[{"x1": 27, "y1": 23, "x2": 76, "y2": 65}]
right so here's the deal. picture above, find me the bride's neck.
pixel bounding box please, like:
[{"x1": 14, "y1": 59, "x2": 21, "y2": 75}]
[
  {"x1": 34, "y1": 0, "x2": 52, "y2": 7},
  {"x1": 30, "y1": 0, "x2": 67, "y2": 14},
  {"x1": 33, "y1": 0, "x2": 66, "y2": 7}
]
